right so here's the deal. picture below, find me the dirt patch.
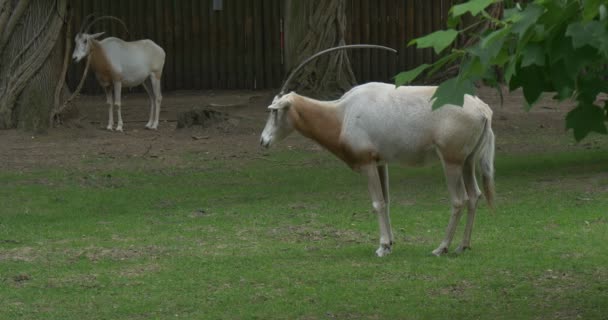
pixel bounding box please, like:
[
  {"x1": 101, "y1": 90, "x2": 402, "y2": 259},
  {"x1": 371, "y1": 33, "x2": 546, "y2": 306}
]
[
  {"x1": 69, "y1": 245, "x2": 165, "y2": 262},
  {"x1": 268, "y1": 224, "x2": 369, "y2": 244},
  {"x1": 118, "y1": 263, "x2": 162, "y2": 278},
  {"x1": 0, "y1": 86, "x2": 605, "y2": 172},
  {"x1": 0, "y1": 246, "x2": 38, "y2": 262}
]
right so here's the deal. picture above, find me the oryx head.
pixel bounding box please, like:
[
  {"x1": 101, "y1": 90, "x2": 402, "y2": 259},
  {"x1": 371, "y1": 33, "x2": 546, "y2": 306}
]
[
  {"x1": 260, "y1": 93, "x2": 296, "y2": 148},
  {"x1": 72, "y1": 14, "x2": 129, "y2": 63},
  {"x1": 259, "y1": 44, "x2": 397, "y2": 149}
]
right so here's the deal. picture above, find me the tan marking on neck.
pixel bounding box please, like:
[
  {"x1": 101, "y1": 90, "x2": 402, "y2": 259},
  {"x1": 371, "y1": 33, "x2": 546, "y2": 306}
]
[
  {"x1": 288, "y1": 94, "x2": 378, "y2": 170},
  {"x1": 89, "y1": 40, "x2": 119, "y2": 86}
]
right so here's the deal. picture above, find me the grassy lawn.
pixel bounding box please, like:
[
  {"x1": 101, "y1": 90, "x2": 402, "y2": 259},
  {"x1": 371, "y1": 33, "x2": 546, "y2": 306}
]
[{"x1": 1, "y1": 148, "x2": 607, "y2": 319}]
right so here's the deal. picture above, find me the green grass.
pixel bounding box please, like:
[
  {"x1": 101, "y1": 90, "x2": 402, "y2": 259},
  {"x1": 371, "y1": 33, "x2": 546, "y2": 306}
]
[{"x1": 1, "y1": 149, "x2": 607, "y2": 319}]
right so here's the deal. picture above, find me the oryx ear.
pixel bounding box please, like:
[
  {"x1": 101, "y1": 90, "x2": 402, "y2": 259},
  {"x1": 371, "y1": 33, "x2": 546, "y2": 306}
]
[
  {"x1": 268, "y1": 98, "x2": 291, "y2": 110},
  {"x1": 90, "y1": 32, "x2": 105, "y2": 39}
]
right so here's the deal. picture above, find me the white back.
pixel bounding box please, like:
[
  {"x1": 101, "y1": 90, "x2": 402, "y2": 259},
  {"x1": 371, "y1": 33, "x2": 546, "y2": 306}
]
[{"x1": 336, "y1": 83, "x2": 490, "y2": 165}]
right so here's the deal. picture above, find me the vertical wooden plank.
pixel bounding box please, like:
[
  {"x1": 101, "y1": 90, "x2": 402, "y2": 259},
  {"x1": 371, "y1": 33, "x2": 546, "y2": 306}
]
[
  {"x1": 381, "y1": 0, "x2": 389, "y2": 80},
  {"x1": 432, "y1": 0, "x2": 442, "y2": 63},
  {"x1": 272, "y1": 0, "x2": 282, "y2": 87},
  {"x1": 153, "y1": 0, "x2": 166, "y2": 90},
  {"x1": 209, "y1": 1, "x2": 219, "y2": 89},
  {"x1": 388, "y1": 0, "x2": 399, "y2": 80},
  {"x1": 217, "y1": 2, "x2": 227, "y2": 89},
  {"x1": 423, "y1": 0, "x2": 433, "y2": 63},
  {"x1": 200, "y1": 1, "x2": 210, "y2": 89},
  {"x1": 406, "y1": 0, "x2": 415, "y2": 71},
  {"x1": 253, "y1": 0, "x2": 264, "y2": 88},
  {"x1": 370, "y1": 1, "x2": 380, "y2": 81},
  {"x1": 128, "y1": 0, "x2": 137, "y2": 39},
  {"x1": 173, "y1": 0, "x2": 184, "y2": 89},
  {"x1": 244, "y1": 0, "x2": 255, "y2": 89},
  {"x1": 360, "y1": 0, "x2": 370, "y2": 83},
  {"x1": 348, "y1": 0, "x2": 361, "y2": 82},
  {"x1": 414, "y1": 0, "x2": 424, "y2": 68},
  {"x1": 119, "y1": 0, "x2": 129, "y2": 40},
  {"x1": 397, "y1": 0, "x2": 407, "y2": 72},
  {"x1": 191, "y1": 0, "x2": 202, "y2": 89},
  {"x1": 182, "y1": 0, "x2": 193, "y2": 89},
  {"x1": 164, "y1": 0, "x2": 176, "y2": 90},
  {"x1": 226, "y1": 0, "x2": 236, "y2": 89},
  {"x1": 262, "y1": 0, "x2": 273, "y2": 88},
  {"x1": 237, "y1": 2, "x2": 247, "y2": 89}
]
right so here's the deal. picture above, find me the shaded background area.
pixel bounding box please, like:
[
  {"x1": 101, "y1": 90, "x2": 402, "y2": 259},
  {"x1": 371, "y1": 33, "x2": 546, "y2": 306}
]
[{"x1": 67, "y1": 0, "x2": 452, "y2": 93}]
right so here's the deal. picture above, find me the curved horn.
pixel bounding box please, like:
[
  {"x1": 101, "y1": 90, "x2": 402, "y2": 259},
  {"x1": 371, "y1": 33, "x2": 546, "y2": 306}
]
[
  {"x1": 84, "y1": 15, "x2": 130, "y2": 38},
  {"x1": 78, "y1": 13, "x2": 96, "y2": 34},
  {"x1": 279, "y1": 44, "x2": 398, "y2": 95}
]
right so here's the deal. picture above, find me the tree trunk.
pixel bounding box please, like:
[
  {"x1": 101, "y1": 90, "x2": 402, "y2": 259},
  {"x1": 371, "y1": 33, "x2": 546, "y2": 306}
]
[
  {"x1": 0, "y1": 0, "x2": 69, "y2": 131},
  {"x1": 284, "y1": 0, "x2": 355, "y2": 98}
]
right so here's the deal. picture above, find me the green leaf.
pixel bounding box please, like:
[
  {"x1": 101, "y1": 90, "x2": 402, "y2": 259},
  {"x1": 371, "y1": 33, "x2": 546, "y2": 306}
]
[
  {"x1": 477, "y1": 27, "x2": 510, "y2": 65},
  {"x1": 431, "y1": 78, "x2": 476, "y2": 110},
  {"x1": 521, "y1": 43, "x2": 546, "y2": 67},
  {"x1": 427, "y1": 53, "x2": 461, "y2": 77},
  {"x1": 509, "y1": 4, "x2": 545, "y2": 38},
  {"x1": 566, "y1": 103, "x2": 608, "y2": 141},
  {"x1": 452, "y1": 0, "x2": 497, "y2": 17},
  {"x1": 509, "y1": 65, "x2": 547, "y2": 107},
  {"x1": 566, "y1": 21, "x2": 606, "y2": 49},
  {"x1": 548, "y1": 61, "x2": 575, "y2": 101},
  {"x1": 394, "y1": 64, "x2": 430, "y2": 87},
  {"x1": 577, "y1": 73, "x2": 608, "y2": 104},
  {"x1": 504, "y1": 56, "x2": 517, "y2": 84},
  {"x1": 460, "y1": 56, "x2": 485, "y2": 79},
  {"x1": 409, "y1": 29, "x2": 459, "y2": 54},
  {"x1": 583, "y1": 0, "x2": 603, "y2": 21}
]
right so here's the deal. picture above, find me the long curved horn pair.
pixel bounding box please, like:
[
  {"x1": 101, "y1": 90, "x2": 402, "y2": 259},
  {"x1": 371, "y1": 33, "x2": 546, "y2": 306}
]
[
  {"x1": 279, "y1": 44, "x2": 398, "y2": 95},
  {"x1": 83, "y1": 15, "x2": 130, "y2": 38},
  {"x1": 78, "y1": 13, "x2": 96, "y2": 34}
]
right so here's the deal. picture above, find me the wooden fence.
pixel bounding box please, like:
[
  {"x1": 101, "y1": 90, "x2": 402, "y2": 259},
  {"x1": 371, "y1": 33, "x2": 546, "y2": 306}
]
[
  {"x1": 68, "y1": 0, "x2": 451, "y2": 93},
  {"x1": 68, "y1": 0, "x2": 284, "y2": 93},
  {"x1": 346, "y1": 0, "x2": 453, "y2": 84}
]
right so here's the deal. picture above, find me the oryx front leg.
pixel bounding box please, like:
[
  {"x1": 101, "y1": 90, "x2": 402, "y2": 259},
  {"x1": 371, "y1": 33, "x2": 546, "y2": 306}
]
[
  {"x1": 433, "y1": 162, "x2": 467, "y2": 256},
  {"x1": 104, "y1": 86, "x2": 114, "y2": 131},
  {"x1": 364, "y1": 163, "x2": 393, "y2": 257},
  {"x1": 113, "y1": 81, "x2": 123, "y2": 132}
]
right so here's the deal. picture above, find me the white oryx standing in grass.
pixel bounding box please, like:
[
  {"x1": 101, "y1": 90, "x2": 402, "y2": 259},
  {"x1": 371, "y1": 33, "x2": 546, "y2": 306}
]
[
  {"x1": 260, "y1": 45, "x2": 495, "y2": 257},
  {"x1": 72, "y1": 15, "x2": 166, "y2": 131}
]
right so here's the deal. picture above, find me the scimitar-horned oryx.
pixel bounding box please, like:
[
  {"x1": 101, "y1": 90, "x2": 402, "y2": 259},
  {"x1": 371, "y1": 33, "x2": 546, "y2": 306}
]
[
  {"x1": 260, "y1": 44, "x2": 495, "y2": 257},
  {"x1": 72, "y1": 14, "x2": 166, "y2": 131}
]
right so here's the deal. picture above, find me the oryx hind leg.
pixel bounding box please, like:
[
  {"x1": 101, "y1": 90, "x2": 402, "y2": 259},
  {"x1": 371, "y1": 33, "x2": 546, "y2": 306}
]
[
  {"x1": 142, "y1": 78, "x2": 155, "y2": 129},
  {"x1": 433, "y1": 160, "x2": 467, "y2": 256},
  {"x1": 363, "y1": 163, "x2": 393, "y2": 257},
  {"x1": 456, "y1": 158, "x2": 482, "y2": 253}
]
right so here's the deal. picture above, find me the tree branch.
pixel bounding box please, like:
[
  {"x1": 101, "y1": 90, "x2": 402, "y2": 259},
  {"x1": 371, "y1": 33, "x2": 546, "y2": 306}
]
[
  {"x1": 7, "y1": 1, "x2": 56, "y2": 76},
  {"x1": 0, "y1": 0, "x2": 30, "y2": 55},
  {"x1": 3, "y1": 7, "x2": 64, "y2": 114},
  {"x1": 53, "y1": 56, "x2": 90, "y2": 121},
  {"x1": 52, "y1": 9, "x2": 72, "y2": 124},
  {"x1": 0, "y1": 0, "x2": 11, "y2": 36}
]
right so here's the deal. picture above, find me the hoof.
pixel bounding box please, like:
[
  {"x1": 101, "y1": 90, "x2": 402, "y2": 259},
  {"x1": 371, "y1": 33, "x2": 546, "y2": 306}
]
[
  {"x1": 116, "y1": 126, "x2": 123, "y2": 132},
  {"x1": 375, "y1": 244, "x2": 392, "y2": 257},
  {"x1": 432, "y1": 246, "x2": 448, "y2": 256},
  {"x1": 455, "y1": 245, "x2": 470, "y2": 254},
  {"x1": 106, "y1": 126, "x2": 113, "y2": 131}
]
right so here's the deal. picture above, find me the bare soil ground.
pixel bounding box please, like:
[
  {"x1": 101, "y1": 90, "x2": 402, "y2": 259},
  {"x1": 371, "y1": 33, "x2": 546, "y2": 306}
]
[{"x1": 0, "y1": 86, "x2": 604, "y2": 171}]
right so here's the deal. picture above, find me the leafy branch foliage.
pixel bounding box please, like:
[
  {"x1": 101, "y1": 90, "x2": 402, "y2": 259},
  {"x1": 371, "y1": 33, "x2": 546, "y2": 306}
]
[{"x1": 396, "y1": 0, "x2": 608, "y2": 141}]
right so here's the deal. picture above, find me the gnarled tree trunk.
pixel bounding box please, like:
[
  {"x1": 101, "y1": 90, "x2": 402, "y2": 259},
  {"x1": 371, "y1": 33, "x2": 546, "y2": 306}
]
[
  {"x1": 284, "y1": 0, "x2": 355, "y2": 98},
  {"x1": 0, "y1": 0, "x2": 69, "y2": 131}
]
